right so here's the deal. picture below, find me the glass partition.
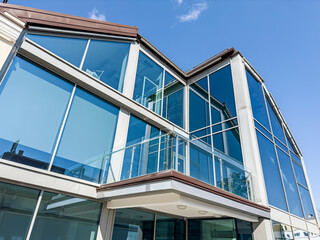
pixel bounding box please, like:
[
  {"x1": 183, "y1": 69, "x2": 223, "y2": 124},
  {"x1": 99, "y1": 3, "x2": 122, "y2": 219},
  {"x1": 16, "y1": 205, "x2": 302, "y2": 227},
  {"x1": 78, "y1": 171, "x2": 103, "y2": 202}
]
[
  {"x1": 52, "y1": 87, "x2": 119, "y2": 183},
  {"x1": 155, "y1": 214, "x2": 185, "y2": 240},
  {"x1": 0, "y1": 182, "x2": 40, "y2": 240},
  {"x1": 29, "y1": 192, "x2": 101, "y2": 240},
  {"x1": 0, "y1": 56, "x2": 73, "y2": 170},
  {"x1": 272, "y1": 221, "x2": 293, "y2": 240}
]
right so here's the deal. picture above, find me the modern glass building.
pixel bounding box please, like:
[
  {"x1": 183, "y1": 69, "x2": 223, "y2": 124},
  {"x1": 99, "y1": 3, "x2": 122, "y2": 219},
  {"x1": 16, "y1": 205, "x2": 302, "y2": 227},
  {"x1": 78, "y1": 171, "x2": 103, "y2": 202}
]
[{"x1": 0, "y1": 3, "x2": 318, "y2": 240}]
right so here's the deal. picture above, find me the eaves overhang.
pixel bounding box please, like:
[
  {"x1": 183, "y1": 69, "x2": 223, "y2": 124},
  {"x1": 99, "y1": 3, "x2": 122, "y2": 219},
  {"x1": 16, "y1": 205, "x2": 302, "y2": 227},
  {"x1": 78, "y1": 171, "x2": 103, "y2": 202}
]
[{"x1": 97, "y1": 170, "x2": 270, "y2": 222}]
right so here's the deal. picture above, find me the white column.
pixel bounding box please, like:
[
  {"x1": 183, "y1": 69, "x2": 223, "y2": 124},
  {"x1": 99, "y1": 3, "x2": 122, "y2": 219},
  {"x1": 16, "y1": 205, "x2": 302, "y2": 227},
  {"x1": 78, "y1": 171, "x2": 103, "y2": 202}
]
[
  {"x1": 96, "y1": 202, "x2": 116, "y2": 240},
  {"x1": 107, "y1": 108, "x2": 130, "y2": 183},
  {"x1": 230, "y1": 54, "x2": 272, "y2": 238},
  {"x1": 0, "y1": 12, "x2": 25, "y2": 71},
  {"x1": 122, "y1": 41, "x2": 140, "y2": 99}
]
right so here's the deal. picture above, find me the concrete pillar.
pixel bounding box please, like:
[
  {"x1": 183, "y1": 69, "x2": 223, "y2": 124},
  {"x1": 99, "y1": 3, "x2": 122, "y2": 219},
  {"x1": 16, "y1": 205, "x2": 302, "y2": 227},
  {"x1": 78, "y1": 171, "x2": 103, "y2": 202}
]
[{"x1": 96, "y1": 202, "x2": 116, "y2": 240}]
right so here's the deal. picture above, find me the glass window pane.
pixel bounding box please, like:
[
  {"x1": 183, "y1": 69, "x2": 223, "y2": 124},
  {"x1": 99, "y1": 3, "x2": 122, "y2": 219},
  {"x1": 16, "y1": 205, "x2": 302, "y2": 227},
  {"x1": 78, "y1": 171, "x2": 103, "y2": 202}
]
[
  {"x1": 255, "y1": 120, "x2": 273, "y2": 140},
  {"x1": 246, "y1": 70, "x2": 271, "y2": 131},
  {"x1": 155, "y1": 214, "x2": 185, "y2": 240},
  {"x1": 225, "y1": 127, "x2": 243, "y2": 163},
  {"x1": 82, "y1": 40, "x2": 130, "y2": 92},
  {"x1": 293, "y1": 228, "x2": 309, "y2": 240},
  {"x1": 290, "y1": 151, "x2": 302, "y2": 165},
  {"x1": 133, "y1": 52, "x2": 163, "y2": 114},
  {"x1": 256, "y1": 131, "x2": 287, "y2": 211},
  {"x1": 0, "y1": 182, "x2": 40, "y2": 240},
  {"x1": 266, "y1": 98, "x2": 286, "y2": 144},
  {"x1": 236, "y1": 219, "x2": 253, "y2": 240},
  {"x1": 272, "y1": 221, "x2": 293, "y2": 240},
  {"x1": 190, "y1": 144, "x2": 214, "y2": 185},
  {"x1": 292, "y1": 161, "x2": 307, "y2": 187},
  {"x1": 164, "y1": 71, "x2": 176, "y2": 86},
  {"x1": 52, "y1": 87, "x2": 119, "y2": 183},
  {"x1": 27, "y1": 34, "x2": 88, "y2": 67},
  {"x1": 215, "y1": 157, "x2": 222, "y2": 188},
  {"x1": 162, "y1": 81, "x2": 184, "y2": 128},
  {"x1": 0, "y1": 57, "x2": 73, "y2": 170},
  {"x1": 30, "y1": 192, "x2": 101, "y2": 240},
  {"x1": 276, "y1": 147, "x2": 304, "y2": 218},
  {"x1": 112, "y1": 209, "x2": 154, "y2": 240},
  {"x1": 209, "y1": 65, "x2": 237, "y2": 118},
  {"x1": 298, "y1": 185, "x2": 316, "y2": 221},
  {"x1": 189, "y1": 90, "x2": 210, "y2": 131}
]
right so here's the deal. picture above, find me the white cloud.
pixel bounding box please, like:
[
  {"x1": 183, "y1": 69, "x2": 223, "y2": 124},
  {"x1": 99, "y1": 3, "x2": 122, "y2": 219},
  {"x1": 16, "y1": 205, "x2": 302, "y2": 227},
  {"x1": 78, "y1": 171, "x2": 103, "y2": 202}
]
[
  {"x1": 177, "y1": 3, "x2": 208, "y2": 22},
  {"x1": 177, "y1": 0, "x2": 183, "y2": 6},
  {"x1": 89, "y1": 8, "x2": 106, "y2": 21}
]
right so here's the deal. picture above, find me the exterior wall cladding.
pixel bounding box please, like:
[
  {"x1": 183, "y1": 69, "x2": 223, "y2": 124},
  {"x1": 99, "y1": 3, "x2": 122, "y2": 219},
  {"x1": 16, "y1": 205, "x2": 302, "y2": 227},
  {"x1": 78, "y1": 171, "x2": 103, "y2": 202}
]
[{"x1": 0, "y1": 3, "x2": 318, "y2": 240}]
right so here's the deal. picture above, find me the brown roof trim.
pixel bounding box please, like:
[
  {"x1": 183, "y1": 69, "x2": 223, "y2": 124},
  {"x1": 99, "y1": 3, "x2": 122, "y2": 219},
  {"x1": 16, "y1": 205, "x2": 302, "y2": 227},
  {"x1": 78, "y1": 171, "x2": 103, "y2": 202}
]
[
  {"x1": 97, "y1": 170, "x2": 270, "y2": 213},
  {"x1": 0, "y1": 3, "x2": 138, "y2": 37}
]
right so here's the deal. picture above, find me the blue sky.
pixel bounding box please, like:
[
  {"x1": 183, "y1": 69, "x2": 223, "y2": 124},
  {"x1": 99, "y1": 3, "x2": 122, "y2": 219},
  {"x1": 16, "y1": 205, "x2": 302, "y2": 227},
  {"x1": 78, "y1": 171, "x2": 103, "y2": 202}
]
[{"x1": 8, "y1": 0, "x2": 320, "y2": 208}]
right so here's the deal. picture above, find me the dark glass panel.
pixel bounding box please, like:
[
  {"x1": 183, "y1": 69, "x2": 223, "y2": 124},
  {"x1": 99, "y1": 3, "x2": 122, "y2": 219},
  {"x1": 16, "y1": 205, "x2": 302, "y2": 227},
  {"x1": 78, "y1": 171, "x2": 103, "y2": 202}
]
[
  {"x1": 0, "y1": 182, "x2": 40, "y2": 240},
  {"x1": 236, "y1": 219, "x2": 253, "y2": 240},
  {"x1": 112, "y1": 209, "x2": 154, "y2": 240},
  {"x1": 30, "y1": 192, "x2": 101, "y2": 240},
  {"x1": 256, "y1": 131, "x2": 287, "y2": 211},
  {"x1": 0, "y1": 57, "x2": 73, "y2": 170},
  {"x1": 133, "y1": 52, "x2": 163, "y2": 114},
  {"x1": 215, "y1": 157, "x2": 222, "y2": 188},
  {"x1": 162, "y1": 82, "x2": 184, "y2": 128},
  {"x1": 164, "y1": 71, "x2": 176, "y2": 86},
  {"x1": 275, "y1": 137, "x2": 289, "y2": 153},
  {"x1": 266, "y1": 98, "x2": 286, "y2": 144},
  {"x1": 246, "y1": 70, "x2": 270, "y2": 131},
  {"x1": 192, "y1": 76, "x2": 208, "y2": 92},
  {"x1": 189, "y1": 90, "x2": 210, "y2": 132},
  {"x1": 82, "y1": 40, "x2": 130, "y2": 92},
  {"x1": 188, "y1": 219, "x2": 237, "y2": 240},
  {"x1": 298, "y1": 185, "x2": 316, "y2": 221},
  {"x1": 292, "y1": 161, "x2": 307, "y2": 187},
  {"x1": 190, "y1": 144, "x2": 214, "y2": 185},
  {"x1": 155, "y1": 214, "x2": 185, "y2": 240},
  {"x1": 276, "y1": 147, "x2": 304, "y2": 218},
  {"x1": 52, "y1": 87, "x2": 119, "y2": 183},
  {"x1": 27, "y1": 34, "x2": 87, "y2": 67},
  {"x1": 225, "y1": 127, "x2": 243, "y2": 163},
  {"x1": 209, "y1": 65, "x2": 236, "y2": 118}
]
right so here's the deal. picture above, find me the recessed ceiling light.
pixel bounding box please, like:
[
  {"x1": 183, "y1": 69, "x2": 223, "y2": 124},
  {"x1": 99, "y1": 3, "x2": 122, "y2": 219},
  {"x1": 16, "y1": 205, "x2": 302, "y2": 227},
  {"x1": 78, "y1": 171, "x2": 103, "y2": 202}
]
[
  {"x1": 177, "y1": 205, "x2": 187, "y2": 210},
  {"x1": 198, "y1": 210, "x2": 207, "y2": 215},
  {"x1": 213, "y1": 214, "x2": 222, "y2": 218}
]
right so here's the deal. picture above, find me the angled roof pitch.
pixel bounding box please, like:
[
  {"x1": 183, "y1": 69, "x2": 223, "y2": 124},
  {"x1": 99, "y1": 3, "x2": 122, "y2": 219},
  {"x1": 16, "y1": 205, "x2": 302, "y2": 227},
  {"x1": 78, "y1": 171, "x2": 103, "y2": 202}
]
[{"x1": 0, "y1": 3, "x2": 138, "y2": 37}]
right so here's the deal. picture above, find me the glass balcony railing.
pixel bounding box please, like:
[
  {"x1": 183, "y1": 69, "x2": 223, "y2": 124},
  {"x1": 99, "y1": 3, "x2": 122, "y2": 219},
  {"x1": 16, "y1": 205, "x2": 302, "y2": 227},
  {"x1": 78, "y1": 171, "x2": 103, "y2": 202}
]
[{"x1": 99, "y1": 134, "x2": 254, "y2": 201}]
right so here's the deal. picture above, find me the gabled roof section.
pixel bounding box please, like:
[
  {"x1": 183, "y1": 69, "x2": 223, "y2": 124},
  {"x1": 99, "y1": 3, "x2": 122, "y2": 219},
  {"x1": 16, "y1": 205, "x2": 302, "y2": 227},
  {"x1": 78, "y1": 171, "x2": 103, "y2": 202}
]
[{"x1": 0, "y1": 3, "x2": 138, "y2": 37}]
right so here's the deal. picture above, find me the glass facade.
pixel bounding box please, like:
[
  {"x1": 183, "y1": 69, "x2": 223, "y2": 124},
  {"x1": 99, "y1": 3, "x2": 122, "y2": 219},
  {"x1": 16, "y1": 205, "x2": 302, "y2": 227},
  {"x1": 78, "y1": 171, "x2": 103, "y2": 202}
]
[
  {"x1": 0, "y1": 182, "x2": 101, "y2": 240},
  {"x1": 247, "y1": 70, "x2": 316, "y2": 221}
]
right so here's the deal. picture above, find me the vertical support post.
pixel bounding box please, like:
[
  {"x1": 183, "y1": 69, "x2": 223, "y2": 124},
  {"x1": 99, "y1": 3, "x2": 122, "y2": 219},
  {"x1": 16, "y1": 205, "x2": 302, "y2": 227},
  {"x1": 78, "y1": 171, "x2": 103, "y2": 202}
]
[
  {"x1": 107, "y1": 109, "x2": 130, "y2": 183},
  {"x1": 96, "y1": 202, "x2": 116, "y2": 240},
  {"x1": 230, "y1": 54, "x2": 272, "y2": 238}
]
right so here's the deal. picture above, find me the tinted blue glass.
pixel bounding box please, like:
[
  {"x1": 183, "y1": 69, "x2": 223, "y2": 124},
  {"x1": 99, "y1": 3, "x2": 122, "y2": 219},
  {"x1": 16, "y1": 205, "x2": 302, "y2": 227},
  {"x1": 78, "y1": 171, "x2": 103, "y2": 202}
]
[
  {"x1": 255, "y1": 120, "x2": 272, "y2": 140},
  {"x1": 298, "y1": 186, "x2": 316, "y2": 220},
  {"x1": 209, "y1": 65, "x2": 236, "y2": 118},
  {"x1": 27, "y1": 34, "x2": 87, "y2": 67},
  {"x1": 275, "y1": 138, "x2": 289, "y2": 153},
  {"x1": 256, "y1": 131, "x2": 287, "y2": 211},
  {"x1": 52, "y1": 87, "x2": 119, "y2": 183},
  {"x1": 293, "y1": 162, "x2": 307, "y2": 187},
  {"x1": 246, "y1": 70, "x2": 270, "y2": 131},
  {"x1": 190, "y1": 144, "x2": 213, "y2": 184},
  {"x1": 189, "y1": 90, "x2": 210, "y2": 132},
  {"x1": 211, "y1": 106, "x2": 222, "y2": 125},
  {"x1": 163, "y1": 82, "x2": 184, "y2": 128},
  {"x1": 212, "y1": 132, "x2": 224, "y2": 153},
  {"x1": 266, "y1": 98, "x2": 286, "y2": 144},
  {"x1": 276, "y1": 147, "x2": 304, "y2": 218},
  {"x1": 286, "y1": 133, "x2": 296, "y2": 153},
  {"x1": 30, "y1": 191, "x2": 101, "y2": 240},
  {"x1": 121, "y1": 115, "x2": 160, "y2": 180},
  {"x1": 0, "y1": 182, "x2": 40, "y2": 239},
  {"x1": 112, "y1": 209, "x2": 154, "y2": 240},
  {"x1": 164, "y1": 71, "x2": 176, "y2": 86},
  {"x1": 225, "y1": 128, "x2": 243, "y2": 163},
  {"x1": 133, "y1": 52, "x2": 163, "y2": 114},
  {"x1": 215, "y1": 157, "x2": 222, "y2": 188},
  {"x1": 290, "y1": 151, "x2": 302, "y2": 165},
  {"x1": 82, "y1": 40, "x2": 130, "y2": 92},
  {"x1": 194, "y1": 77, "x2": 208, "y2": 92},
  {"x1": 0, "y1": 57, "x2": 73, "y2": 170}
]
